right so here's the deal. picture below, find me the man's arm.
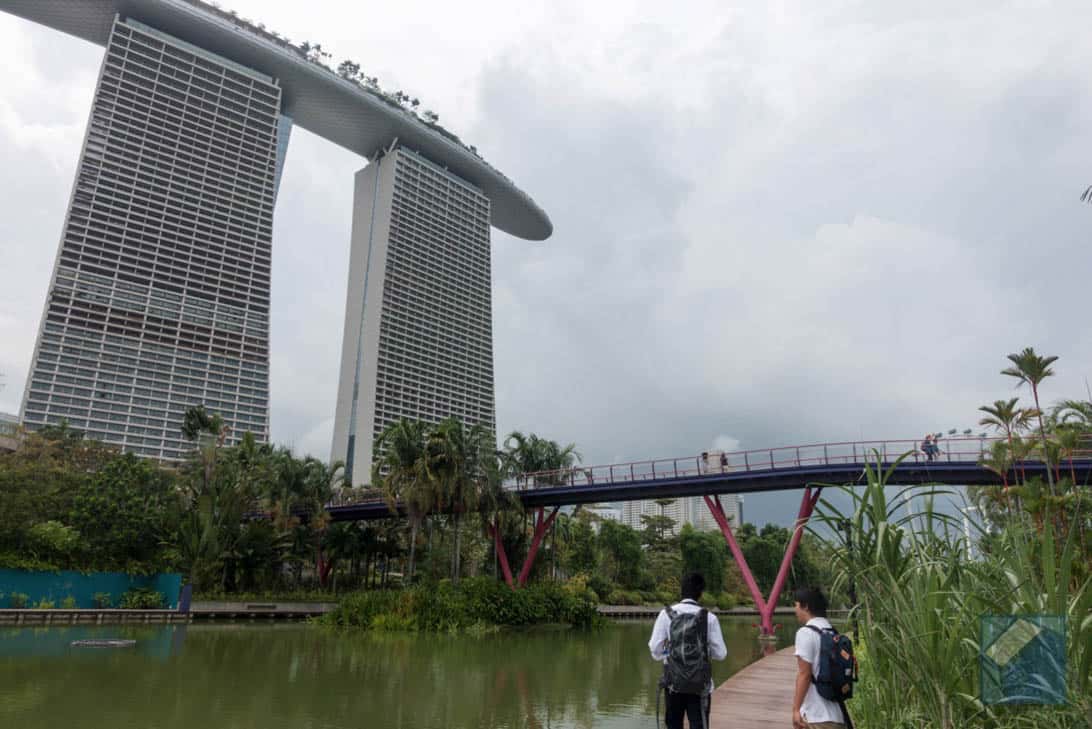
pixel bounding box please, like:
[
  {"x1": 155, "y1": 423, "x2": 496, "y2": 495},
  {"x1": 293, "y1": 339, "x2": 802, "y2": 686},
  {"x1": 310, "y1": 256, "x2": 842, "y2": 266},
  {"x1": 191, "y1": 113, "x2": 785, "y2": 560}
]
[
  {"x1": 792, "y1": 657, "x2": 812, "y2": 729},
  {"x1": 707, "y1": 612, "x2": 727, "y2": 660},
  {"x1": 648, "y1": 611, "x2": 669, "y2": 661}
]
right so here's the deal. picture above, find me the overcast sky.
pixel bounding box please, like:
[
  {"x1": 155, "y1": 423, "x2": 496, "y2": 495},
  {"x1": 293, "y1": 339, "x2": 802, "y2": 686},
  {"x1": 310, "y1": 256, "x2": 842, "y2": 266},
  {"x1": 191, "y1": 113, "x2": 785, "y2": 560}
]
[{"x1": 1, "y1": 1, "x2": 1090, "y2": 526}]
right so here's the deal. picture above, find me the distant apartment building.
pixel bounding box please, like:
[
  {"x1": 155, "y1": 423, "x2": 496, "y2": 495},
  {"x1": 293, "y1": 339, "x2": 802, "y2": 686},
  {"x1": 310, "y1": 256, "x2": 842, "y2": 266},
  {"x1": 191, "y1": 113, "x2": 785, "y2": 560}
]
[
  {"x1": 621, "y1": 494, "x2": 741, "y2": 535},
  {"x1": 0, "y1": 412, "x2": 18, "y2": 435},
  {"x1": 330, "y1": 147, "x2": 496, "y2": 484},
  {"x1": 582, "y1": 504, "x2": 622, "y2": 530},
  {"x1": 0, "y1": 412, "x2": 19, "y2": 453}
]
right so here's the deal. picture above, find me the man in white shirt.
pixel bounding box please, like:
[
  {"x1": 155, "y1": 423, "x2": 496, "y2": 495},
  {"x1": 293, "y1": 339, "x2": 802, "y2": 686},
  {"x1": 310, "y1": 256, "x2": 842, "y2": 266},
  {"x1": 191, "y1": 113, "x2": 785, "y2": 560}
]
[
  {"x1": 648, "y1": 573, "x2": 728, "y2": 729},
  {"x1": 792, "y1": 586, "x2": 846, "y2": 729}
]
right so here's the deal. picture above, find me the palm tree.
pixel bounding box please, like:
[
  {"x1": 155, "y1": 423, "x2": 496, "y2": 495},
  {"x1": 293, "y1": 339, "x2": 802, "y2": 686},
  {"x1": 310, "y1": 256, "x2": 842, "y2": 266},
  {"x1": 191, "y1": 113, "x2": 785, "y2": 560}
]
[
  {"x1": 1001, "y1": 348, "x2": 1059, "y2": 492},
  {"x1": 303, "y1": 457, "x2": 344, "y2": 587},
  {"x1": 181, "y1": 405, "x2": 225, "y2": 443},
  {"x1": 425, "y1": 418, "x2": 492, "y2": 583},
  {"x1": 476, "y1": 448, "x2": 518, "y2": 579},
  {"x1": 1055, "y1": 399, "x2": 1092, "y2": 429},
  {"x1": 372, "y1": 419, "x2": 430, "y2": 582},
  {"x1": 655, "y1": 498, "x2": 677, "y2": 542},
  {"x1": 503, "y1": 431, "x2": 580, "y2": 486},
  {"x1": 978, "y1": 398, "x2": 1034, "y2": 444},
  {"x1": 550, "y1": 512, "x2": 575, "y2": 579}
]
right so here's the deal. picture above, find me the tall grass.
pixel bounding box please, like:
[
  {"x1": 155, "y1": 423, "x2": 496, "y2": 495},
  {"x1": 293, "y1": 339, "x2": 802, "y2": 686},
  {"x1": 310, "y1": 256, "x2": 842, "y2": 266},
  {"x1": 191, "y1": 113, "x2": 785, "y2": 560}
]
[{"x1": 812, "y1": 453, "x2": 1091, "y2": 728}]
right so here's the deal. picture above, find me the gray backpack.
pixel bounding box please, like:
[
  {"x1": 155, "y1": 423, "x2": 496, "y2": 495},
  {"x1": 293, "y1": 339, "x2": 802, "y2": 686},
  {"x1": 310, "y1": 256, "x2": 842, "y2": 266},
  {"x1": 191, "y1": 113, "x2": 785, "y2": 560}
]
[{"x1": 662, "y1": 604, "x2": 712, "y2": 695}]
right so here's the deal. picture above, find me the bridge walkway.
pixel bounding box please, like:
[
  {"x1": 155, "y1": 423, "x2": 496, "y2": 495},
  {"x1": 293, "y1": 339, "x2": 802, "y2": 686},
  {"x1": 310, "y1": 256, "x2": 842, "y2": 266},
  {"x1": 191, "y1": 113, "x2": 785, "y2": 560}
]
[{"x1": 711, "y1": 646, "x2": 798, "y2": 729}]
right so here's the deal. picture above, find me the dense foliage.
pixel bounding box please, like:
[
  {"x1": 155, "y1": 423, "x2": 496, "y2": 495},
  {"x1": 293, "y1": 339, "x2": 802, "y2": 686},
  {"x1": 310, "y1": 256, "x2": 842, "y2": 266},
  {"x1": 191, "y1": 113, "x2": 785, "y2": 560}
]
[
  {"x1": 320, "y1": 577, "x2": 601, "y2": 632},
  {"x1": 815, "y1": 349, "x2": 1092, "y2": 728},
  {"x1": 0, "y1": 407, "x2": 835, "y2": 610}
]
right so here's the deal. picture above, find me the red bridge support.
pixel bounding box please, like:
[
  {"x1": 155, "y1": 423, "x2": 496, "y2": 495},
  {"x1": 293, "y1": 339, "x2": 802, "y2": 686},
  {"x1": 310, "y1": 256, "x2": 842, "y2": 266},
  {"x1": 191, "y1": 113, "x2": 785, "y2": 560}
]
[
  {"x1": 703, "y1": 487, "x2": 823, "y2": 638},
  {"x1": 489, "y1": 506, "x2": 560, "y2": 589}
]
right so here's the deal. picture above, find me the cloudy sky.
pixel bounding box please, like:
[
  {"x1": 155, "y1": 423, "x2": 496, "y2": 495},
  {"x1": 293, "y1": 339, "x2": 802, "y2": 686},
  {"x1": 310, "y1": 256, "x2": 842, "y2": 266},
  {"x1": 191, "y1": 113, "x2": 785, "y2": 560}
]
[{"x1": 1, "y1": 1, "x2": 1090, "y2": 526}]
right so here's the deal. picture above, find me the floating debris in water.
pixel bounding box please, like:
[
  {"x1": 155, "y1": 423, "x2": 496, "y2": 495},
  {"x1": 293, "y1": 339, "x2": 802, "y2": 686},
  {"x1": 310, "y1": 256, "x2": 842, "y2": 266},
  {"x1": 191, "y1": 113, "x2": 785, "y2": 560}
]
[{"x1": 70, "y1": 639, "x2": 136, "y2": 648}]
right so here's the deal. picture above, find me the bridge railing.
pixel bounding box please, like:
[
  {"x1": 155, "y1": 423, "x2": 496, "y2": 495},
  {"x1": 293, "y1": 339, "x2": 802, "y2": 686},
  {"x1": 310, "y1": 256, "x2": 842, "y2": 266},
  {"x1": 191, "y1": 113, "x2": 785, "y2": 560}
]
[
  {"x1": 506, "y1": 437, "x2": 1092, "y2": 491},
  {"x1": 326, "y1": 437, "x2": 1092, "y2": 509}
]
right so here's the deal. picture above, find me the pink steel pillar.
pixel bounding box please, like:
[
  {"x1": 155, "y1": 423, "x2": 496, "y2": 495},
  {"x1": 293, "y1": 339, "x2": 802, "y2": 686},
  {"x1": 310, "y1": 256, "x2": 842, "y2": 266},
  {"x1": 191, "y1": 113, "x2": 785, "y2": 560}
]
[
  {"x1": 704, "y1": 487, "x2": 823, "y2": 637},
  {"x1": 518, "y1": 507, "x2": 560, "y2": 587},
  {"x1": 490, "y1": 506, "x2": 560, "y2": 590},
  {"x1": 488, "y1": 522, "x2": 516, "y2": 588}
]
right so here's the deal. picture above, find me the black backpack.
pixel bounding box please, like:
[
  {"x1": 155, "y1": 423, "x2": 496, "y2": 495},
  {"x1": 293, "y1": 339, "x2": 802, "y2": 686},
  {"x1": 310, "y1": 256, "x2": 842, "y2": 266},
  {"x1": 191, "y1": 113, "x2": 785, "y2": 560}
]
[
  {"x1": 805, "y1": 624, "x2": 859, "y2": 701},
  {"x1": 662, "y1": 604, "x2": 712, "y2": 695}
]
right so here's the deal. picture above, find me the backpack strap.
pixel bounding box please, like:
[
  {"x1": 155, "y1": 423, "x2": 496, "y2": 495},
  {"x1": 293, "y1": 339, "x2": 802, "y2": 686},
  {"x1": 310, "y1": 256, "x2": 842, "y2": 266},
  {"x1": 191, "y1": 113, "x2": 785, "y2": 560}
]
[
  {"x1": 803, "y1": 624, "x2": 834, "y2": 686},
  {"x1": 699, "y1": 607, "x2": 710, "y2": 661},
  {"x1": 699, "y1": 607, "x2": 711, "y2": 697}
]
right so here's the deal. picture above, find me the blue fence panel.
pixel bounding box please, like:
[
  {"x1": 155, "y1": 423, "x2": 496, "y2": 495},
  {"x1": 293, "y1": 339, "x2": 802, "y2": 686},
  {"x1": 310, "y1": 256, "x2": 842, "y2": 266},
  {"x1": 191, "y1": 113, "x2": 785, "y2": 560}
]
[{"x1": 0, "y1": 569, "x2": 183, "y2": 609}]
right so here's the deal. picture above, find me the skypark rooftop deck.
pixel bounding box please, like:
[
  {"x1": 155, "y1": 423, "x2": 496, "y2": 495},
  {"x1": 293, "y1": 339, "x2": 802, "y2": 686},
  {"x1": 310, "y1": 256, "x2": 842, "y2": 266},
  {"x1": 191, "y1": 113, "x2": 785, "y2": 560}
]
[{"x1": 1, "y1": 0, "x2": 552, "y2": 240}]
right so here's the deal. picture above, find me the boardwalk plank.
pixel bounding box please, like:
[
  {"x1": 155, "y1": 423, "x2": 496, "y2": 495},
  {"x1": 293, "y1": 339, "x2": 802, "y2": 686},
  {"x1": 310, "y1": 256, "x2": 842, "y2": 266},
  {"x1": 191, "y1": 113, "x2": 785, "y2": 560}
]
[{"x1": 709, "y1": 646, "x2": 797, "y2": 729}]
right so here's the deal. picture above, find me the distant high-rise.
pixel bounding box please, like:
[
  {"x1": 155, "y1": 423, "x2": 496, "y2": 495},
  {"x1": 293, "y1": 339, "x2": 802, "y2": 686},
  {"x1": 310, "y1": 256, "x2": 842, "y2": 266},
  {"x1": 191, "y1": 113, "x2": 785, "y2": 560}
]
[
  {"x1": 20, "y1": 17, "x2": 284, "y2": 457},
  {"x1": 331, "y1": 147, "x2": 496, "y2": 483},
  {"x1": 621, "y1": 494, "x2": 740, "y2": 534}
]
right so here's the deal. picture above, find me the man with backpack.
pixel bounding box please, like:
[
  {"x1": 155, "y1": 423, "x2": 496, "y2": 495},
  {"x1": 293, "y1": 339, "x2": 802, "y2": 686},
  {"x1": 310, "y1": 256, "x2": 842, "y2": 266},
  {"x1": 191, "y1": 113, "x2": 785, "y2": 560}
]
[
  {"x1": 792, "y1": 586, "x2": 857, "y2": 729},
  {"x1": 648, "y1": 572, "x2": 727, "y2": 729}
]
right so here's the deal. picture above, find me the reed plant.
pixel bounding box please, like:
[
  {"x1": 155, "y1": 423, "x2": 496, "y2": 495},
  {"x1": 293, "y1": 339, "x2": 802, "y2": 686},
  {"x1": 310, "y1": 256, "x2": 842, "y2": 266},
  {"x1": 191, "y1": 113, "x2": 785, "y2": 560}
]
[{"x1": 812, "y1": 452, "x2": 1090, "y2": 728}]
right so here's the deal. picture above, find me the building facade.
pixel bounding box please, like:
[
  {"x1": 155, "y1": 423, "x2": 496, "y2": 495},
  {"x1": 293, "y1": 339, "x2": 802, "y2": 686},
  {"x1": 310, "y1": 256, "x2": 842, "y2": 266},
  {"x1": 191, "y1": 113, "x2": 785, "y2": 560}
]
[
  {"x1": 331, "y1": 147, "x2": 495, "y2": 483},
  {"x1": 620, "y1": 494, "x2": 741, "y2": 535},
  {"x1": 19, "y1": 17, "x2": 285, "y2": 458}
]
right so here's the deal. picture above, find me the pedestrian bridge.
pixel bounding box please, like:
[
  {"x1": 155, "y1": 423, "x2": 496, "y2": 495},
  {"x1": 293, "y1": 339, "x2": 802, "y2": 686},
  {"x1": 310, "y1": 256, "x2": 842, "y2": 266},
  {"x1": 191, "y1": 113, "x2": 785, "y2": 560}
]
[
  {"x1": 325, "y1": 436, "x2": 1090, "y2": 631},
  {"x1": 327, "y1": 436, "x2": 1091, "y2": 521}
]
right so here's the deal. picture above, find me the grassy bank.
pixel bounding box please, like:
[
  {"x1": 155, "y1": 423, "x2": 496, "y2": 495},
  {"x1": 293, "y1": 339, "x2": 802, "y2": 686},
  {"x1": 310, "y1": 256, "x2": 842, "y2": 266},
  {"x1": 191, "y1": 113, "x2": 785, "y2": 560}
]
[{"x1": 319, "y1": 577, "x2": 601, "y2": 633}]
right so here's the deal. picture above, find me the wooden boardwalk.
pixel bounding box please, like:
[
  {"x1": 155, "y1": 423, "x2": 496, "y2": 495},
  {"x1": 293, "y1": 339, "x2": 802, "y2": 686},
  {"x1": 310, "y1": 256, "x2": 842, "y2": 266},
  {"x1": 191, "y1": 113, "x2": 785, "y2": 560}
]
[{"x1": 710, "y1": 646, "x2": 797, "y2": 729}]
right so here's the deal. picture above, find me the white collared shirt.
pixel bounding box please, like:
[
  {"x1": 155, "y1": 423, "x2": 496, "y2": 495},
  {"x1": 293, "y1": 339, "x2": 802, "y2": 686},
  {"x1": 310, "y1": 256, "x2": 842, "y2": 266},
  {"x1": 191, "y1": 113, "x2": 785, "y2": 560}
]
[
  {"x1": 648, "y1": 599, "x2": 728, "y2": 694},
  {"x1": 794, "y1": 617, "x2": 845, "y2": 725}
]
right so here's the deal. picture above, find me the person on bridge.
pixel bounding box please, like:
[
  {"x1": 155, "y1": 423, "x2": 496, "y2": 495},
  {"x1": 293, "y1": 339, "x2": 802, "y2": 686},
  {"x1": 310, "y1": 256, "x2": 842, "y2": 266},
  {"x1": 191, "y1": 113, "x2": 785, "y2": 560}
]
[
  {"x1": 921, "y1": 434, "x2": 937, "y2": 461},
  {"x1": 648, "y1": 572, "x2": 727, "y2": 729}
]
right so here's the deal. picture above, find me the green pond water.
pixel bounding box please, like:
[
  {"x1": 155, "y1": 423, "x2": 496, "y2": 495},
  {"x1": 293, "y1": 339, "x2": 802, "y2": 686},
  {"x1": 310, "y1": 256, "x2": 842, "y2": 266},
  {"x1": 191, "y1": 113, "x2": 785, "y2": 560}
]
[{"x1": 0, "y1": 619, "x2": 792, "y2": 729}]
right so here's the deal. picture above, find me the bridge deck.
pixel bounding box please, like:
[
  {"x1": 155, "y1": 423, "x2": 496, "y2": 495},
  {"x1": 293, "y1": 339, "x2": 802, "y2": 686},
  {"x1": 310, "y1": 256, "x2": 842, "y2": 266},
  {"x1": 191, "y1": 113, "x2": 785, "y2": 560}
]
[
  {"x1": 326, "y1": 436, "x2": 1092, "y2": 521},
  {"x1": 711, "y1": 646, "x2": 797, "y2": 729}
]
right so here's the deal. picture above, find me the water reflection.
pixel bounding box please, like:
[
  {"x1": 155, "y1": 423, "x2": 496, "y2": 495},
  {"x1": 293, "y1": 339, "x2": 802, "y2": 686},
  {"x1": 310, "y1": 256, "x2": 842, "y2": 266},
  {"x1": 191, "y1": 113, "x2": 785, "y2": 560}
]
[
  {"x1": 0, "y1": 619, "x2": 790, "y2": 729},
  {"x1": 0, "y1": 624, "x2": 188, "y2": 660}
]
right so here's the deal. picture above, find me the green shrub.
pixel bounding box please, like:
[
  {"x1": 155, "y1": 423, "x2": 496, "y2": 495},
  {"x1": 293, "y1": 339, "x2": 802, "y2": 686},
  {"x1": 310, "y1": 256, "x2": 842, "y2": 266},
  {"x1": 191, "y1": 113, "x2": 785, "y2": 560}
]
[
  {"x1": 34, "y1": 598, "x2": 55, "y2": 609},
  {"x1": 585, "y1": 574, "x2": 613, "y2": 602},
  {"x1": 369, "y1": 612, "x2": 416, "y2": 631},
  {"x1": 0, "y1": 552, "x2": 61, "y2": 572},
  {"x1": 712, "y1": 592, "x2": 737, "y2": 610},
  {"x1": 605, "y1": 589, "x2": 644, "y2": 605},
  {"x1": 321, "y1": 577, "x2": 601, "y2": 632},
  {"x1": 321, "y1": 590, "x2": 404, "y2": 628},
  {"x1": 654, "y1": 590, "x2": 676, "y2": 606},
  {"x1": 9, "y1": 592, "x2": 28, "y2": 609},
  {"x1": 92, "y1": 592, "x2": 112, "y2": 609},
  {"x1": 119, "y1": 587, "x2": 165, "y2": 609},
  {"x1": 60, "y1": 596, "x2": 77, "y2": 609}
]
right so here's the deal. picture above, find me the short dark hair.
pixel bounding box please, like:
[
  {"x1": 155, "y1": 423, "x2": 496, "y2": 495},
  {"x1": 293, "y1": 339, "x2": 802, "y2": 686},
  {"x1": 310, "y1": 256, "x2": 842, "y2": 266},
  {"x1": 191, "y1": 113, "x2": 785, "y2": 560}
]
[
  {"x1": 681, "y1": 572, "x2": 706, "y2": 600},
  {"x1": 793, "y1": 586, "x2": 828, "y2": 617}
]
